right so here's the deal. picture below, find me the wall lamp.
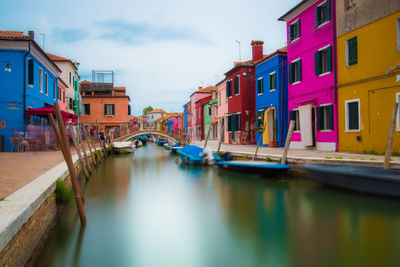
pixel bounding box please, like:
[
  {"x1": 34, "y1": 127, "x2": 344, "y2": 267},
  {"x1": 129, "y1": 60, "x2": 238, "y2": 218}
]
[{"x1": 0, "y1": 60, "x2": 11, "y2": 72}]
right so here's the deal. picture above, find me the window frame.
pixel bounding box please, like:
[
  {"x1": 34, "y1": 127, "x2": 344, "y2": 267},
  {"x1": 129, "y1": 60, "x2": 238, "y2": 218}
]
[
  {"x1": 257, "y1": 77, "x2": 264, "y2": 95},
  {"x1": 315, "y1": 45, "x2": 332, "y2": 76},
  {"x1": 105, "y1": 103, "x2": 115, "y2": 116},
  {"x1": 317, "y1": 103, "x2": 334, "y2": 132},
  {"x1": 289, "y1": 58, "x2": 302, "y2": 85},
  {"x1": 315, "y1": 0, "x2": 331, "y2": 28},
  {"x1": 39, "y1": 68, "x2": 43, "y2": 92},
  {"x1": 53, "y1": 80, "x2": 56, "y2": 99},
  {"x1": 27, "y1": 58, "x2": 34, "y2": 87},
  {"x1": 44, "y1": 73, "x2": 48, "y2": 95},
  {"x1": 289, "y1": 19, "x2": 301, "y2": 43},
  {"x1": 234, "y1": 75, "x2": 240, "y2": 95},
  {"x1": 345, "y1": 99, "x2": 361, "y2": 132},
  {"x1": 397, "y1": 18, "x2": 400, "y2": 52},
  {"x1": 396, "y1": 93, "x2": 400, "y2": 131},
  {"x1": 269, "y1": 71, "x2": 277, "y2": 91},
  {"x1": 226, "y1": 79, "x2": 233, "y2": 98},
  {"x1": 346, "y1": 36, "x2": 358, "y2": 66}
]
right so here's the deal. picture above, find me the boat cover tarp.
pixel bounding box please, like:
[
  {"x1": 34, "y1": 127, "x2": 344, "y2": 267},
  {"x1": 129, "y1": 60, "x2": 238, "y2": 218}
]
[
  {"x1": 179, "y1": 145, "x2": 203, "y2": 160},
  {"x1": 217, "y1": 161, "x2": 291, "y2": 169}
]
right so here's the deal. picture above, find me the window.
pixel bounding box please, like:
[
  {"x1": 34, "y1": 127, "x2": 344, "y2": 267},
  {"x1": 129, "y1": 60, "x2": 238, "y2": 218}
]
[
  {"x1": 104, "y1": 104, "x2": 115, "y2": 116},
  {"x1": 58, "y1": 87, "x2": 61, "y2": 100},
  {"x1": 317, "y1": 104, "x2": 334, "y2": 130},
  {"x1": 257, "y1": 78, "x2": 264, "y2": 94},
  {"x1": 69, "y1": 97, "x2": 73, "y2": 110},
  {"x1": 227, "y1": 114, "x2": 241, "y2": 132},
  {"x1": 128, "y1": 105, "x2": 131, "y2": 115},
  {"x1": 63, "y1": 91, "x2": 65, "y2": 103},
  {"x1": 28, "y1": 59, "x2": 34, "y2": 86},
  {"x1": 212, "y1": 124, "x2": 218, "y2": 138},
  {"x1": 44, "y1": 73, "x2": 48, "y2": 95},
  {"x1": 345, "y1": 0, "x2": 356, "y2": 10},
  {"x1": 69, "y1": 72, "x2": 71, "y2": 84},
  {"x1": 196, "y1": 126, "x2": 201, "y2": 137},
  {"x1": 315, "y1": 0, "x2": 331, "y2": 27},
  {"x1": 53, "y1": 81, "x2": 56, "y2": 99},
  {"x1": 397, "y1": 19, "x2": 400, "y2": 52},
  {"x1": 234, "y1": 75, "x2": 240, "y2": 95},
  {"x1": 218, "y1": 92, "x2": 221, "y2": 106},
  {"x1": 289, "y1": 19, "x2": 301, "y2": 42},
  {"x1": 208, "y1": 106, "x2": 212, "y2": 116},
  {"x1": 315, "y1": 46, "x2": 332, "y2": 75},
  {"x1": 269, "y1": 72, "x2": 277, "y2": 91},
  {"x1": 289, "y1": 59, "x2": 302, "y2": 84},
  {"x1": 289, "y1": 110, "x2": 301, "y2": 131},
  {"x1": 226, "y1": 80, "x2": 232, "y2": 97},
  {"x1": 257, "y1": 109, "x2": 264, "y2": 128},
  {"x1": 39, "y1": 68, "x2": 43, "y2": 92},
  {"x1": 83, "y1": 104, "x2": 90, "y2": 115},
  {"x1": 347, "y1": 37, "x2": 358, "y2": 66},
  {"x1": 396, "y1": 93, "x2": 400, "y2": 130},
  {"x1": 345, "y1": 99, "x2": 360, "y2": 131}
]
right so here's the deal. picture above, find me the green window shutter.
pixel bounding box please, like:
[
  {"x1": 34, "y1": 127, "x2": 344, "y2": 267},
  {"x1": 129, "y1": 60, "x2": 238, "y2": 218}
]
[
  {"x1": 298, "y1": 60, "x2": 302, "y2": 81},
  {"x1": 348, "y1": 37, "x2": 358, "y2": 65},
  {"x1": 288, "y1": 25, "x2": 292, "y2": 42},
  {"x1": 328, "y1": 105, "x2": 334, "y2": 130},
  {"x1": 289, "y1": 63, "x2": 294, "y2": 83},
  {"x1": 327, "y1": 0, "x2": 331, "y2": 20},
  {"x1": 260, "y1": 78, "x2": 263, "y2": 94},
  {"x1": 88, "y1": 104, "x2": 91, "y2": 115},
  {"x1": 104, "y1": 104, "x2": 107, "y2": 115},
  {"x1": 327, "y1": 46, "x2": 332, "y2": 72},
  {"x1": 353, "y1": 38, "x2": 358, "y2": 64},
  {"x1": 317, "y1": 106, "x2": 323, "y2": 130},
  {"x1": 112, "y1": 104, "x2": 115, "y2": 115},
  {"x1": 315, "y1": 7, "x2": 320, "y2": 27},
  {"x1": 297, "y1": 20, "x2": 301, "y2": 37},
  {"x1": 238, "y1": 114, "x2": 241, "y2": 131},
  {"x1": 274, "y1": 74, "x2": 277, "y2": 90},
  {"x1": 348, "y1": 102, "x2": 359, "y2": 130},
  {"x1": 315, "y1": 51, "x2": 321, "y2": 75},
  {"x1": 290, "y1": 110, "x2": 296, "y2": 121},
  {"x1": 269, "y1": 74, "x2": 272, "y2": 90}
]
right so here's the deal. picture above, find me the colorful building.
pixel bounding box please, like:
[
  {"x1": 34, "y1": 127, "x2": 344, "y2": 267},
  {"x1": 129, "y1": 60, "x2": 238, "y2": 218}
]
[
  {"x1": 178, "y1": 112, "x2": 184, "y2": 137},
  {"x1": 224, "y1": 40, "x2": 263, "y2": 145},
  {"x1": 216, "y1": 79, "x2": 228, "y2": 143},
  {"x1": 57, "y1": 78, "x2": 68, "y2": 111},
  {"x1": 183, "y1": 102, "x2": 190, "y2": 133},
  {"x1": 336, "y1": 0, "x2": 400, "y2": 153},
  {"x1": 190, "y1": 86, "x2": 214, "y2": 140},
  {"x1": 203, "y1": 98, "x2": 218, "y2": 140},
  {"x1": 0, "y1": 30, "x2": 61, "y2": 152},
  {"x1": 146, "y1": 108, "x2": 166, "y2": 129},
  {"x1": 279, "y1": 0, "x2": 337, "y2": 151},
  {"x1": 79, "y1": 72, "x2": 131, "y2": 136},
  {"x1": 46, "y1": 52, "x2": 80, "y2": 115},
  {"x1": 255, "y1": 47, "x2": 288, "y2": 147},
  {"x1": 194, "y1": 95, "x2": 212, "y2": 140}
]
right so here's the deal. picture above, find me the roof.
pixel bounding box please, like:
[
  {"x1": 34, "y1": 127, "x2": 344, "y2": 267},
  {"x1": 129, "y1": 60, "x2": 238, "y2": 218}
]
[
  {"x1": 254, "y1": 47, "x2": 287, "y2": 66},
  {"x1": 0, "y1": 31, "x2": 30, "y2": 39},
  {"x1": 114, "y1": 86, "x2": 126, "y2": 91},
  {"x1": 46, "y1": 52, "x2": 71, "y2": 62},
  {"x1": 278, "y1": 0, "x2": 311, "y2": 21},
  {"x1": 190, "y1": 86, "x2": 215, "y2": 97},
  {"x1": 147, "y1": 108, "x2": 166, "y2": 114}
]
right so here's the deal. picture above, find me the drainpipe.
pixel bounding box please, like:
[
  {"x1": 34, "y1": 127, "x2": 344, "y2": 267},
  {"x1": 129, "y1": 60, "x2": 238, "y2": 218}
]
[
  {"x1": 247, "y1": 69, "x2": 251, "y2": 145},
  {"x1": 332, "y1": 0, "x2": 339, "y2": 151},
  {"x1": 23, "y1": 41, "x2": 31, "y2": 136},
  {"x1": 280, "y1": 56, "x2": 285, "y2": 147}
]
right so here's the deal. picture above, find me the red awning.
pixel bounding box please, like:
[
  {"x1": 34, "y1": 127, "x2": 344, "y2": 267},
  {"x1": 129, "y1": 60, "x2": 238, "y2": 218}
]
[{"x1": 24, "y1": 107, "x2": 78, "y2": 126}]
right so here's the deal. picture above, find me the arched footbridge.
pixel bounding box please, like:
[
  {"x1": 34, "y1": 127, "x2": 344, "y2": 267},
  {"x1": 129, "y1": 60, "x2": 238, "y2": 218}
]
[{"x1": 115, "y1": 130, "x2": 186, "y2": 145}]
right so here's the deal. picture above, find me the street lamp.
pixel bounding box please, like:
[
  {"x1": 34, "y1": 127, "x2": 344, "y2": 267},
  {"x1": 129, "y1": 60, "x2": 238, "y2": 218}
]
[{"x1": 0, "y1": 60, "x2": 11, "y2": 72}]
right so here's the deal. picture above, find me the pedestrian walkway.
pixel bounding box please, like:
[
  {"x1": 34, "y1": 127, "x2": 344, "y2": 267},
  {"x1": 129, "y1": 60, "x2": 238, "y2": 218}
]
[{"x1": 193, "y1": 140, "x2": 400, "y2": 169}]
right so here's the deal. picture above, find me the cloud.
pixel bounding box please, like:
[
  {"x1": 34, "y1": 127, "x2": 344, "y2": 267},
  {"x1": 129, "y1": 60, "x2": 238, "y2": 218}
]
[
  {"x1": 52, "y1": 27, "x2": 89, "y2": 43},
  {"x1": 98, "y1": 19, "x2": 201, "y2": 45}
]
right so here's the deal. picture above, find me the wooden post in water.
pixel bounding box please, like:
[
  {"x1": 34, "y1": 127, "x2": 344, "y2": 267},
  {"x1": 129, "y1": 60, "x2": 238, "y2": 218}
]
[
  {"x1": 384, "y1": 102, "x2": 399, "y2": 169},
  {"x1": 282, "y1": 120, "x2": 295, "y2": 165},
  {"x1": 82, "y1": 127, "x2": 98, "y2": 167},
  {"x1": 76, "y1": 126, "x2": 92, "y2": 173},
  {"x1": 96, "y1": 120, "x2": 108, "y2": 158},
  {"x1": 252, "y1": 121, "x2": 268, "y2": 160},
  {"x1": 87, "y1": 127, "x2": 102, "y2": 164},
  {"x1": 53, "y1": 103, "x2": 87, "y2": 225},
  {"x1": 204, "y1": 125, "x2": 212, "y2": 148},
  {"x1": 217, "y1": 122, "x2": 224, "y2": 154},
  {"x1": 68, "y1": 123, "x2": 90, "y2": 179}
]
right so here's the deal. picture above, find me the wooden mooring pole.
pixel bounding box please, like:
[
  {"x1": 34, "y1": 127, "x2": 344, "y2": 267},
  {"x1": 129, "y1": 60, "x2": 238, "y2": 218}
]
[
  {"x1": 82, "y1": 126, "x2": 98, "y2": 168},
  {"x1": 384, "y1": 102, "x2": 399, "y2": 169},
  {"x1": 53, "y1": 103, "x2": 87, "y2": 225},
  {"x1": 96, "y1": 120, "x2": 108, "y2": 158},
  {"x1": 204, "y1": 125, "x2": 212, "y2": 148},
  {"x1": 76, "y1": 126, "x2": 92, "y2": 173},
  {"x1": 68, "y1": 123, "x2": 90, "y2": 180},
  {"x1": 87, "y1": 127, "x2": 102, "y2": 164},
  {"x1": 217, "y1": 123, "x2": 224, "y2": 154},
  {"x1": 282, "y1": 120, "x2": 295, "y2": 165},
  {"x1": 252, "y1": 121, "x2": 268, "y2": 160}
]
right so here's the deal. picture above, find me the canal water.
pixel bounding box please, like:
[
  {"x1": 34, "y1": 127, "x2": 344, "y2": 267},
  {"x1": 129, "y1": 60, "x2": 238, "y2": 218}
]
[{"x1": 36, "y1": 144, "x2": 400, "y2": 267}]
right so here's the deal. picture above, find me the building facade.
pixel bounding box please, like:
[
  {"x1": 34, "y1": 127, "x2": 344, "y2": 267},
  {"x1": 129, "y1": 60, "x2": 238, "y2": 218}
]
[
  {"x1": 336, "y1": 0, "x2": 400, "y2": 153},
  {"x1": 255, "y1": 47, "x2": 288, "y2": 147},
  {"x1": 0, "y1": 30, "x2": 61, "y2": 152},
  {"x1": 146, "y1": 108, "x2": 166, "y2": 129},
  {"x1": 279, "y1": 0, "x2": 338, "y2": 151},
  {"x1": 190, "y1": 86, "x2": 214, "y2": 140},
  {"x1": 203, "y1": 98, "x2": 217, "y2": 140},
  {"x1": 216, "y1": 79, "x2": 228, "y2": 143}
]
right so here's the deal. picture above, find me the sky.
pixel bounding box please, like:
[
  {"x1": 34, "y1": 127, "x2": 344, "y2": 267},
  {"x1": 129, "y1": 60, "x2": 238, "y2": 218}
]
[{"x1": 1, "y1": 0, "x2": 299, "y2": 115}]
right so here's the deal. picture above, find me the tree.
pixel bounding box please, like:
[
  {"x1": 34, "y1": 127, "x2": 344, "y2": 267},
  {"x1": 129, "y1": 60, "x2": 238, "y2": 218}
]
[{"x1": 143, "y1": 106, "x2": 154, "y2": 115}]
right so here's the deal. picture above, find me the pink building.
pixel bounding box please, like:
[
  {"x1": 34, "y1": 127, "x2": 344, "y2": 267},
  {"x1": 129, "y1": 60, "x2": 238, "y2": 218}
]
[
  {"x1": 171, "y1": 116, "x2": 179, "y2": 135},
  {"x1": 57, "y1": 78, "x2": 67, "y2": 111},
  {"x1": 216, "y1": 79, "x2": 228, "y2": 143},
  {"x1": 190, "y1": 86, "x2": 214, "y2": 140},
  {"x1": 279, "y1": 0, "x2": 337, "y2": 151}
]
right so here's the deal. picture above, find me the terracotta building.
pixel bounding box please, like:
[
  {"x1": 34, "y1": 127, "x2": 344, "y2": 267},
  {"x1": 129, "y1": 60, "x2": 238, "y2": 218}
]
[{"x1": 79, "y1": 72, "x2": 131, "y2": 136}]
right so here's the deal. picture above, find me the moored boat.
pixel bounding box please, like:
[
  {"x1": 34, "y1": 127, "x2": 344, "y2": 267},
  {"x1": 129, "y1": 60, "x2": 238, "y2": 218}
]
[
  {"x1": 302, "y1": 164, "x2": 400, "y2": 198},
  {"x1": 177, "y1": 145, "x2": 221, "y2": 165},
  {"x1": 216, "y1": 160, "x2": 291, "y2": 176},
  {"x1": 113, "y1": 141, "x2": 134, "y2": 154}
]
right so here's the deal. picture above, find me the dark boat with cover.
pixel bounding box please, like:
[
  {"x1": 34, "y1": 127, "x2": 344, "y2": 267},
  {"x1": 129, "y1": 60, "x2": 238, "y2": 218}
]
[{"x1": 216, "y1": 160, "x2": 291, "y2": 176}]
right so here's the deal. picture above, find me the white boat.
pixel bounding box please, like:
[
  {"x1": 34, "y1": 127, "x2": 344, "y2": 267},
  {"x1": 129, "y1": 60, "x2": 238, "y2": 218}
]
[{"x1": 113, "y1": 141, "x2": 134, "y2": 154}]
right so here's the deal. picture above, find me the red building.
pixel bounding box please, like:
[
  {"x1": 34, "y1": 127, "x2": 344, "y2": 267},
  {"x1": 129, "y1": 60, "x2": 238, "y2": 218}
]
[
  {"x1": 225, "y1": 40, "x2": 266, "y2": 145},
  {"x1": 194, "y1": 95, "x2": 212, "y2": 140}
]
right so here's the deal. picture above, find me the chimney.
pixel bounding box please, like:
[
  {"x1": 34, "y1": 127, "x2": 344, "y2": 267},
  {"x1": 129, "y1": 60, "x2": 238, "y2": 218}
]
[
  {"x1": 198, "y1": 86, "x2": 203, "y2": 90},
  {"x1": 28, "y1": 30, "x2": 34, "y2": 39},
  {"x1": 251, "y1": 40, "x2": 264, "y2": 63}
]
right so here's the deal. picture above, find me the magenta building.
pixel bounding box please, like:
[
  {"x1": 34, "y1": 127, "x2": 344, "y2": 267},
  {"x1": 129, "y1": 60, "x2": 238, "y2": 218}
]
[{"x1": 279, "y1": 0, "x2": 337, "y2": 151}]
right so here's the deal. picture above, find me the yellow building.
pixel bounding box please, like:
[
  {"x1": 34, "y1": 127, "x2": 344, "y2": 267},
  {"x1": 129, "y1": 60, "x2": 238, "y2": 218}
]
[{"x1": 337, "y1": 0, "x2": 400, "y2": 153}]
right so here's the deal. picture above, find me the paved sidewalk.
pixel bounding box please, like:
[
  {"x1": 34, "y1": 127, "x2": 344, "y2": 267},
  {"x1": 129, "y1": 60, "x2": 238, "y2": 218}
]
[{"x1": 192, "y1": 140, "x2": 400, "y2": 169}]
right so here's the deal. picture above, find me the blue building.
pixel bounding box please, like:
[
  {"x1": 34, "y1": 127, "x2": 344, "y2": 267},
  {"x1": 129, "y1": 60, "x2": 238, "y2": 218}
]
[
  {"x1": 254, "y1": 47, "x2": 288, "y2": 147},
  {"x1": 183, "y1": 102, "x2": 189, "y2": 132},
  {"x1": 0, "y1": 31, "x2": 61, "y2": 152}
]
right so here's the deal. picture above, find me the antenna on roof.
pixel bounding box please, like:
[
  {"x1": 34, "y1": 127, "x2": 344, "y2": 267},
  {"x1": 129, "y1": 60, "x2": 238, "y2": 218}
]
[{"x1": 235, "y1": 40, "x2": 241, "y2": 62}]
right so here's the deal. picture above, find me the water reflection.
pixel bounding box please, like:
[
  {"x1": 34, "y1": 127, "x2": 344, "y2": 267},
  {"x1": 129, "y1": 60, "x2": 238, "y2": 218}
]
[{"x1": 36, "y1": 144, "x2": 400, "y2": 267}]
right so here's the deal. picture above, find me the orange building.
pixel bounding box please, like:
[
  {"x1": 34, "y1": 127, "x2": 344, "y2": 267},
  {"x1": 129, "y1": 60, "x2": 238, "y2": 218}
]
[{"x1": 79, "y1": 80, "x2": 131, "y2": 136}]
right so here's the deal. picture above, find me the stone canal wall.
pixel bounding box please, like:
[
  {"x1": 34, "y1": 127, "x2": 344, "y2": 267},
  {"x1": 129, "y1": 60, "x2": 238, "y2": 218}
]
[{"x1": 0, "y1": 153, "x2": 92, "y2": 267}]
